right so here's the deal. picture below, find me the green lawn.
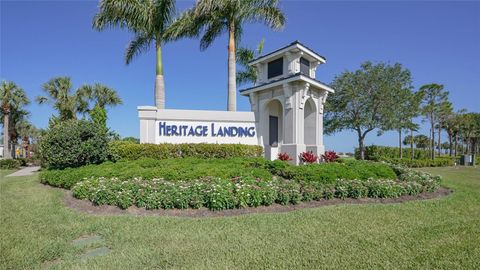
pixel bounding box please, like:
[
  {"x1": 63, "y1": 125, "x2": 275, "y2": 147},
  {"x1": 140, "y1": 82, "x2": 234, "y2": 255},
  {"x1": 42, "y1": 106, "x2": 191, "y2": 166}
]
[{"x1": 1, "y1": 167, "x2": 479, "y2": 269}]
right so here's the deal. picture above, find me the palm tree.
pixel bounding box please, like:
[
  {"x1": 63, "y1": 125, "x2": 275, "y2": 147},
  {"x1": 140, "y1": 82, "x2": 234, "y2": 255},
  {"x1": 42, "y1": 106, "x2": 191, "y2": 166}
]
[
  {"x1": 167, "y1": 0, "x2": 285, "y2": 111},
  {"x1": 436, "y1": 101, "x2": 453, "y2": 156},
  {"x1": 236, "y1": 38, "x2": 264, "y2": 86},
  {"x1": 419, "y1": 83, "x2": 449, "y2": 160},
  {"x1": 15, "y1": 120, "x2": 37, "y2": 158},
  {"x1": 414, "y1": 134, "x2": 430, "y2": 151},
  {"x1": 36, "y1": 77, "x2": 90, "y2": 121},
  {"x1": 78, "y1": 83, "x2": 122, "y2": 109},
  {"x1": 93, "y1": 0, "x2": 176, "y2": 109},
  {"x1": 78, "y1": 83, "x2": 122, "y2": 128},
  {"x1": 0, "y1": 81, "x2": 29, "y2": 159}
]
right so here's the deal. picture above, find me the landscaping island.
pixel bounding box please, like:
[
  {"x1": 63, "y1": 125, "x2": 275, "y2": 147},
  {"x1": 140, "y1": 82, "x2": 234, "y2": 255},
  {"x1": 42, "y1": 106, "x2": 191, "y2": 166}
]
[{"x1": 39, "y1": 142, "x2": 444, "y2": 214}]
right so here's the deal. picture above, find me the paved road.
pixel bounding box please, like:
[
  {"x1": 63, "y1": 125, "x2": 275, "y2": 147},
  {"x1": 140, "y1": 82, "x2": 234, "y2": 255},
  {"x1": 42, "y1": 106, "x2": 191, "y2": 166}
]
[{"x1": 6, "y1": 166, "x2": 41, "y2": 177}]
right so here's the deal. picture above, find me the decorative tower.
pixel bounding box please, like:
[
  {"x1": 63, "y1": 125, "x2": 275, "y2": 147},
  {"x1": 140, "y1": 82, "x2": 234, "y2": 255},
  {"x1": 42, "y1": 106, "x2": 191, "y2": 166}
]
[{"x1": 240, "y1": 41, "x2": 334, "y2": 164}]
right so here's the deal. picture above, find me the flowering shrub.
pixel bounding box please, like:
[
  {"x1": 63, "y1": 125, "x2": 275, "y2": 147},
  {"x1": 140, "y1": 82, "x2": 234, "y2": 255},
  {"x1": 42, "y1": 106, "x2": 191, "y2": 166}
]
[
  {"x1": 277, "y1": 152, "x2": 292, "y2": 161},
  {"x1": 322, "y1": 151, "x2": 339, "y2": 163},
  {"x1": 71, "y1": 164, "x2": 442, "y2": 211},
  {"x1": 300, "y1": 151, "x2": 318, "y2": 164}
]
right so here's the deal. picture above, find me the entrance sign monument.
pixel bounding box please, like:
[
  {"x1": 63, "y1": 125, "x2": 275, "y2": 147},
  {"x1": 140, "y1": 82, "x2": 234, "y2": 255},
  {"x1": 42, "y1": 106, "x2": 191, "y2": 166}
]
[{"x1": 139, "y1": 41, "x2": 334, "y2": 164}]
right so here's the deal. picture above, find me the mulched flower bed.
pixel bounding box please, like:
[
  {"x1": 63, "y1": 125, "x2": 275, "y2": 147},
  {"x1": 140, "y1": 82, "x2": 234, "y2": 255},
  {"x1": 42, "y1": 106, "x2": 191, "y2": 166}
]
[{"x1": 62, "y1": 187, "x2": 452, "y2": 218}]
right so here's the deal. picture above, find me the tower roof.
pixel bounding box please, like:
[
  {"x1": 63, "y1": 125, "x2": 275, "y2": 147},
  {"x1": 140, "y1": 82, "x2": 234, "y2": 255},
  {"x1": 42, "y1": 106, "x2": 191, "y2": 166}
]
[{"x1": 248, "y1": 41, "x2": 326, "y2": 66}]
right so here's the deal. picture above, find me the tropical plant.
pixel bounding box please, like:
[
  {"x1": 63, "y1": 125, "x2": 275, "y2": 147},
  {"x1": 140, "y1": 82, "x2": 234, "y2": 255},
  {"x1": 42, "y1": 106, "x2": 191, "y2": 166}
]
[
  {"x1": 78, "y1": 83, "x2": 123, "y2": 128},
  {"x1": 418, "y1": 83, "x2": 450, "y2": 160},
  {"x1": 300, "y1": 151, "x2": 318, "y2": 164},
  {"x1": 325, "y1": 62, "x2": 413, "y2": 160},
  {"x1": 36, "y1": 77, "x2": 90, "y2": 121},
  {"x1": 78, "y1": 83, "x2": 122, "y2": 109},
  {"x1": 0, "y1": 81, "x2": 30, "y2": 159},
  {"x1": 322, "y1": 151, "x2": 339, "y2": 163},
  {"x1": 435, "y1": 101, "x2": 453, "y2": 156},
  {"x1": 443, "y1": 110, "x2": 466, "y2": 156},
  {"x1": 236, "y1": 38, "x2": 264, "y2": 86},
  {"x1": 15, "y1": 120, "x2": 38, "y2": 158},
  {"x1": 166, "y1": 0, "x2": 285, "y2": 111},
  {"x1": 277, "y1": 152, "x2": 292, "y2": 161},
  {"x1": 414, "y1": 134, "x2": 430, "y2": 150},
  {"x1": 459, "y1": 112, "x2": 480, "y2": 155},
  {"x1": 93, "y1": 0, "x2": 176, "y2": 109}
]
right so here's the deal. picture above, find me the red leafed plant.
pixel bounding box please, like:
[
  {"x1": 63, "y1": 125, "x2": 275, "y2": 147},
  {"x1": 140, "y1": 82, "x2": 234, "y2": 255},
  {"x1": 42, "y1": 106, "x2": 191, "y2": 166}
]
[
  {"x1": 322, "y1": 150, "x2": 339, "y2": 163},
  {"x1": 277, "y1": 152, "x2": 292, "y2": 161},
  {"x1": 299, "y1": 151, "x2": 318, "y2": 164}
]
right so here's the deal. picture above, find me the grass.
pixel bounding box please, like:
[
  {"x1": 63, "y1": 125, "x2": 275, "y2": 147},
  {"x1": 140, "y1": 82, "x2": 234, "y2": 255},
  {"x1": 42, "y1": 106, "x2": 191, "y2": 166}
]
[{"x1": 1, "y1": 166, "x2": 479, "y2": 269}]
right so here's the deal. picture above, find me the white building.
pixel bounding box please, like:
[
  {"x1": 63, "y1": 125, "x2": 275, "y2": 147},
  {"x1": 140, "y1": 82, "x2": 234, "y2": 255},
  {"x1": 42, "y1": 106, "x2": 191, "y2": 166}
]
[{"x1": 139, "y1": 41, "x2": 334, "y2": 164}]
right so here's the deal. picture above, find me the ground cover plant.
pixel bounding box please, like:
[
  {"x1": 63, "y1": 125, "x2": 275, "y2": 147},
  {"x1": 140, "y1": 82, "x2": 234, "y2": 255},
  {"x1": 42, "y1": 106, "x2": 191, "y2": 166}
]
[
  {"x1": 1, "y1": 166, "x2": 478, "y2": 269},
  {"x1": 40, "y1": 157, "x2": 441, "y2": 211}
]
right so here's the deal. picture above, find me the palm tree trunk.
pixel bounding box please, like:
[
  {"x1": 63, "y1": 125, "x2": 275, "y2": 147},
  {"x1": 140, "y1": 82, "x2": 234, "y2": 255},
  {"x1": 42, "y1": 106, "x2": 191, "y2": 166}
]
[
  {"x1": 431, "y1": 120, "x2": 435, "y2": 160},
  {"x1": 410, "y1": 129, "x2": 414, "y2": 160},
  {"x1": 454, "y1": 134, "x2": 458, "y2": 156},
  {"x1": 398, "y1": 129, "x2": 402, "y2": 159},
  {"x1": 448, "y1": 132, "x2": 453, "y2": 156},
  {"x1": 227, "y1": 23, "x2": 236, "y2": 111},
  {"x1": 3, "y1": 112, "x2": 11, "y2": 159},
  {"x1": 437, "y1": 125, "x2": 441, "y2": 156},
  {"x1": 155, "y1": 40, "x2": 165, "y2": 109}
]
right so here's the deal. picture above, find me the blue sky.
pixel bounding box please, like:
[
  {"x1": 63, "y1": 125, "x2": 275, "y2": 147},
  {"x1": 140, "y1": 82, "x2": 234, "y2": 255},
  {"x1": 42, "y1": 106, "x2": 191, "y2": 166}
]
[{"x1": 1, "y1": 0, "x2": 479, "y2": 152}]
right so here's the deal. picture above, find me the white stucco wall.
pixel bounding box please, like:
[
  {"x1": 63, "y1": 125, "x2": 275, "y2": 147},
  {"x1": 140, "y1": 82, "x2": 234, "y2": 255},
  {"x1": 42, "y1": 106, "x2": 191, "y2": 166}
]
[{"x1": 138, "y1": 107, "x2": 259, "y2": 145}]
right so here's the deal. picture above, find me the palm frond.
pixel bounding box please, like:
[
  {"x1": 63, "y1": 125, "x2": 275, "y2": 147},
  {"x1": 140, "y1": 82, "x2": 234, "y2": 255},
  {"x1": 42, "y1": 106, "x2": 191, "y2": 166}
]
[
  {"x1": 125, "y1": 33, "x2": 152, "y2": 65},
  {"x1": 164, "y1": 9, "x2": 204, "y2": 41},
  {"x1": 200, "y1": 20, "x2": 226, "y2": 51},
  {"x1": 93, "y1": 0, "x2": 152, "y2": 33},
  {"x1": 236, "y1": 47, "x2": 255, "y2": 66},
  {"x1": 154, "y1": 0, "x2": 176, "y2": 33},
  {"x1": 92, "y1": 83, "x2": 123, "y2": 108},
  {"x1": 0, "y1": 80, "x2": 29, "y2": 110},
  {"x1": 236, "y1": 69, "x2": 256, "y2": 86}
]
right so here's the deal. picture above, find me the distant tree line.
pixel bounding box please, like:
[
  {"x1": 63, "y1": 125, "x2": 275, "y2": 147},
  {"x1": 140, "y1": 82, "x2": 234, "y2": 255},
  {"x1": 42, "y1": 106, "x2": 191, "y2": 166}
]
[{"x1": 324, "y1": 62, "x2": 480, "y2": 160}]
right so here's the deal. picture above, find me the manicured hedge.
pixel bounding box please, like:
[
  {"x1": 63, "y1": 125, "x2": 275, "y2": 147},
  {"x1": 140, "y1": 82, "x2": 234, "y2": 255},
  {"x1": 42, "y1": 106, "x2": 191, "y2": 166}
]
[
  {"x1": 108, "y1": 141, "x2": 264, "y2": 161},
  {"x1": 71, "y1": 167, "x2": 441, "y2": 211},
  {"x1": 40, "y1": 158, "x2": 398, "y2": 189},
  {"x1": 380, "y1": 157, "x2": 455, "y2": 168},
  {"x1": 355, "y1": 145, "x2": 431, "y2": 160},
  {"x1": 0, "y1": 159, "x2": 21, "y2": 169}
]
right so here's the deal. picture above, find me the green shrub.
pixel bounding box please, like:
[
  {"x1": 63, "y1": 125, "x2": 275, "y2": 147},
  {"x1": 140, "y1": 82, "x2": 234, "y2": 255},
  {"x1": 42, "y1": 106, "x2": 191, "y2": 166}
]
[
  {"x1": 265, "y1": 159, "x2": 397, "y2": 183},
  {"x1": 16, "y1": 158, "x2": 28, "y2": 166},
  {"x1": 39, "y1": 120, "x2": 109, "y2": 169},
  {"x1": 355, "y1": 145, "x2": 431, "y2": 160},
  {"x1": 40, "y1": 157, "x2": 272, "y2": 189},
  {"x1": 40, "y1": 158, "x2": 398, "y2": 190},
  {"x1": 380, "y1": 157, "x2": 454, "y2": 168},
  {"x1": 0, "y1": 159, "x2": 21, "y2": 169},
  {"x1": 108, "y1": 141, "x2": 263, "y2": 161}
]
